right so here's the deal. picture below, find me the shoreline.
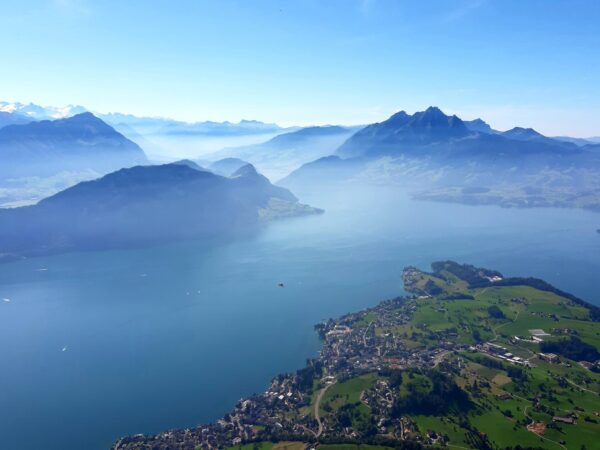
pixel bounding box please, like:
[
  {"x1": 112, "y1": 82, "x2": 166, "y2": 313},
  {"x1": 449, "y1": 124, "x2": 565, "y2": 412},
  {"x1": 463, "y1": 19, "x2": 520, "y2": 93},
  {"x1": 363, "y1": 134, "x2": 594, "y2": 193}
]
[{"x1": 112, "y1": 261, "x2": 600, "y2": 450}]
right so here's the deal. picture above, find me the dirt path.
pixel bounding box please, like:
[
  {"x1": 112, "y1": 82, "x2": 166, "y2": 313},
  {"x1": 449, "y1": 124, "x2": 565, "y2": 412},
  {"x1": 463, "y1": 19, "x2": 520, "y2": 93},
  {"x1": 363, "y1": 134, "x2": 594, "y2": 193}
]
[
  {"x1": 565, "y1": 377, "x2": 599, "y2": 396},
  {"x1": 513, "y1": 393, "x2": 568, "y2": 450},
  {"x1": 492, "y1": 310, "x2": 520, "y2": 341}
]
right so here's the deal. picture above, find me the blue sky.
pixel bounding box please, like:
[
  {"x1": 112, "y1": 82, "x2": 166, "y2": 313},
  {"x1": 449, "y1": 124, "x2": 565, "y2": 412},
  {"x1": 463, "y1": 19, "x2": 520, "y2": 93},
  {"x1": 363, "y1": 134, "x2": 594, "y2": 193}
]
[{"x1": 0, "y1": 0, "x2": 599, "y2": 135}]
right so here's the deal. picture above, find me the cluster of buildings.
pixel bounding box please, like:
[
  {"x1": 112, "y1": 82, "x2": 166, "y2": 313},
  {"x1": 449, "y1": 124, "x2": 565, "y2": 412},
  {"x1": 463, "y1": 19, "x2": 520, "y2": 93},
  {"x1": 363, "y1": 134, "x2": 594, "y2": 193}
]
[
  {"x1": 307, "y1": 297, "x2": 466, "y2": 442},
  {"x1": 475, "y1": 342, "x2": 533, "y2": 367},
  {"x1": 115, "y1": 293, "x2": 462, "y2": 449},
  {"x1": 113, "y1": 266, "x2": 600, "y2": 450},
  {"x1": 116, "y1": 279, "x2": 576, "y2": 449},
  {"x1": 113, "y1": 367, "x2": 315, "y2": 449},
  {"x1": 318, "y1": 296, "x2": 456, "y2": 379}
]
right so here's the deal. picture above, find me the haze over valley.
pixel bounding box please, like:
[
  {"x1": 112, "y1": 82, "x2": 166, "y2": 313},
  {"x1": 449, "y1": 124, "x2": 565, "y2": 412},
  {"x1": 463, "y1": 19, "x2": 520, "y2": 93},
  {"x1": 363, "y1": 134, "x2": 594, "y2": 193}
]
[
  {"x1": 3, "y1": 101, "x2": 600, "y2": 214},
  {"x1": 2, "y1": 1, "x2": 600, "y2": 450},
  {"x1": 2, "y1": 97, "x2": 600, "y2": 450}
]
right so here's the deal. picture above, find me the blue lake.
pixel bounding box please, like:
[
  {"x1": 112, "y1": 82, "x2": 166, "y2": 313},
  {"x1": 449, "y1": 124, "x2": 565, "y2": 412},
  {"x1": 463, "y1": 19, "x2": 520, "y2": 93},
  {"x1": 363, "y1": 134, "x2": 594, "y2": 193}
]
[{"x1": 1, "y1": 187, "x2": 599, "y2": 449}]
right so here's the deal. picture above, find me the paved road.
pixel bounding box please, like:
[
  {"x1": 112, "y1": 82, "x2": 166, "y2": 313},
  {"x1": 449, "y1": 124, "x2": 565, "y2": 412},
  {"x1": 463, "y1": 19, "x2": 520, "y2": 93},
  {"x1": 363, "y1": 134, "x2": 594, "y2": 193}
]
[
  {"x1": 314, "y1": 381, "x2": 336, "y2": 438},
  {"x1": 433, "y1": 350, "x2": 450, "y2": 367}
]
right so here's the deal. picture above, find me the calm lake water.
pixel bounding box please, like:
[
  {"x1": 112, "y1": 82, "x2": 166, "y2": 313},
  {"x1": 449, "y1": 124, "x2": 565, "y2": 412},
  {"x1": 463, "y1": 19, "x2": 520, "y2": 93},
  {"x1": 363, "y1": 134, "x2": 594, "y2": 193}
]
[{"x1": 1, "y1": 186, "x2": 599, "y2": 450}]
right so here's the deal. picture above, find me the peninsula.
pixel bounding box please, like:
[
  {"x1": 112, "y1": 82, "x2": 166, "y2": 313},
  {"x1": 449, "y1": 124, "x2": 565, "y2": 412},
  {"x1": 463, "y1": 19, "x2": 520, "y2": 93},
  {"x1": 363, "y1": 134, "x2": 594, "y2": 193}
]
[{"x1": 113, "y1": 261, "x2": 600, "y2": 450}]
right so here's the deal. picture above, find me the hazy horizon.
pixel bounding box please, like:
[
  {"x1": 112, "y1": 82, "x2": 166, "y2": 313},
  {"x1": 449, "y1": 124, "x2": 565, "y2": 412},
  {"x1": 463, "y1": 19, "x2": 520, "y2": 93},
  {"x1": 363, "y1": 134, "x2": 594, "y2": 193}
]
[
  {"x1": 2, "y1": 101, "x2": 600, "y2": 140},
  {"x1": 1, "y1": 0, "x2": 599, "y2": 136}
]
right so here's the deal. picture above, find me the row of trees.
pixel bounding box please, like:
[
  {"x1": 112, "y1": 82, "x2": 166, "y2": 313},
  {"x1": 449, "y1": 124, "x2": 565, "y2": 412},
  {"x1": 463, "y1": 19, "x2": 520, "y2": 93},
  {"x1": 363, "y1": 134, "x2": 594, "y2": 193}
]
[
  {"x1": 540, "y1": 336, "x2": 600, "y2": 362},
  {"x1": 390, "y1": 369, "x2": 471, "y2": 417}
]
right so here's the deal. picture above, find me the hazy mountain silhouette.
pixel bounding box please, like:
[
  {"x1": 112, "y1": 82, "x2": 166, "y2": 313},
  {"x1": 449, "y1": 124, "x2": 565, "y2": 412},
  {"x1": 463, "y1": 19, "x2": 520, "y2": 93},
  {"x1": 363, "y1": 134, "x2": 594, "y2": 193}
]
[
  {"x1": 0, "y1": 101, "x2": 87, "y2": 120},
  {"x1": 0, "y1": 111, "x2": 31, "y2": 130},
  {"x1": 501, "y1": 127, "x2": 578, "y2": 149},
  {"x1": 464, "y1": 118, "x2": 495, "y2": 134},
  {"x1": 0, "y1": 113, "x2": 148, "y2": 179},
  {"x1": 208, "y1": 158, "x2": 251, "y2": 176},
  {"x1": 336, "y1": 107, "x2": 471, "y2": 158},
  {"x1": 155, "y1": 119, "x2": 282, "y2": 137},
  {"x1": 0, "y1": 162, "x2": 321, "y2": 259},
  {"x1": 281, "y1": 107, "x2": 600, "y2": 211},
  {"x1": 211, "y1": 125, "x2": 357, "y2": 180},
  {"x1": 171, "y1": 159, "x2": 208, "y2": 171}
]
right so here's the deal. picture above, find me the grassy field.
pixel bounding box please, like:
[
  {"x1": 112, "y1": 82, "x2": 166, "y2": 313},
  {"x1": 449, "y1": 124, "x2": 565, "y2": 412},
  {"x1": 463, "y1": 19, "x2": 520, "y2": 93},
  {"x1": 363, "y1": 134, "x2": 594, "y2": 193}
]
[
  {"x1": 366, "y1": 264, "x2": 600, "y2": 448},
  {"x1": 354, "y1": 312, "x2": 378, "y2": 328},
  {"x1": 242, "y1": 263, "x2": 600, "y2": 450},
  {"x1": 320, "y1": 373, "x2": 378, "y2": 416}
]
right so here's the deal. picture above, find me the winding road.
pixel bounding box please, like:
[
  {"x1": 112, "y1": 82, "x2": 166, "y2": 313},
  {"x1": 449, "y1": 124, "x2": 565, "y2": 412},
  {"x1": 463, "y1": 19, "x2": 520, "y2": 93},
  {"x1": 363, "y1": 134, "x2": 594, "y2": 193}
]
[
  {"x1": 314, "y1": 381, "x2": 336, "y2": 438},
  {"x1": 512, "y1": 393, "x2": 568, "y2": 450}
]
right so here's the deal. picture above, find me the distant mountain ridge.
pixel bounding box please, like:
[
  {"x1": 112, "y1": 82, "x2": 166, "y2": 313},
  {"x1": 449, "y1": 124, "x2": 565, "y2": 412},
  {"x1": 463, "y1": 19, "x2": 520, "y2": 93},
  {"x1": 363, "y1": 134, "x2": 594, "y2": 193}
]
[
  {"x1": 500, "y1": 127, "x2": 579, "y2": 149},
  {"x1": 99, "y1": 112, "x2": 285, "y2": 136},
  {"x1": 207, "y1": 157, "x2": 251, "y2": 176},
  {"x1": 0, "y1": 162, "x2": 321, "y2": 260},
  {"x1": 211, "y1": 125, "x2": 358, "y2": 180},
  {"x1": 335, "y1": 106, "x2": 584, "y2": 160},
  {"x1": 336, "y1": 107, "x2": 470, "y2": 158},
  {"x1": 4, "y1": 100, "x2": 600, "y2": 213},
  {"x1": 282, "y1": 107, "x2": 600, "y2": 211},
  {"x1": 464, "y1": 118, "x2": 495, "y2": 134},
  {"x1": 149, "y1": 118, "x2": 283, "y2": 137},
  {"x1": 0, "y1": 101, "x2": 87, "y2": 120},
  {"x1": 0, "y1": 112, "x2": 148, "y2": 179},
  {"x1": 0, "y1": 101, "x2": 286, "y2": 138},
  {"x1": 553, "y1": 136, "x2": 596, "y2": 146}
]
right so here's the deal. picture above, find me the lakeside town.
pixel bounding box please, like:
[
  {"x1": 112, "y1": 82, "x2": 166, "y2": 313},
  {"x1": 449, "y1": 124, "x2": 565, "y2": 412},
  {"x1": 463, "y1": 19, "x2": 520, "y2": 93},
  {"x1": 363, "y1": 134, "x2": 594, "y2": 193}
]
[
  {"x1": 113, "y1": 294, "x2": 441, "y2": 449},
  {"x1": 113, "y1": 262, "x2": 600, "y2": 450}
]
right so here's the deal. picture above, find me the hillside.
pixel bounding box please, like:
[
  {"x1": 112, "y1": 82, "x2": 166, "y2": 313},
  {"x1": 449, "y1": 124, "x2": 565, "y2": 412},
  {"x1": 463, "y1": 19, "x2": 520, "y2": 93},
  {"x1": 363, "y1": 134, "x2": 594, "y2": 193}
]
[
  {"x1": 0, "y1": 162, "x2": 321, "y2": 260},
  {"x1": 0, "y1": 111, "x2": 31, "y2": 129},
  {"x1": 113, "y1": 261, "x2": 600, "y2": 450}
]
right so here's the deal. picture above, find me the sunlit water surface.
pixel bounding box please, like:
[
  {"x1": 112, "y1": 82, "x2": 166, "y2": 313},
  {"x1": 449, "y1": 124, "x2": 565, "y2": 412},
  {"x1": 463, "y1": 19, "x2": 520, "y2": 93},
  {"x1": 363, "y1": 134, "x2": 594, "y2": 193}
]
[{"x1": 1, "y1": 187, "x2": 599, "y2": 449}]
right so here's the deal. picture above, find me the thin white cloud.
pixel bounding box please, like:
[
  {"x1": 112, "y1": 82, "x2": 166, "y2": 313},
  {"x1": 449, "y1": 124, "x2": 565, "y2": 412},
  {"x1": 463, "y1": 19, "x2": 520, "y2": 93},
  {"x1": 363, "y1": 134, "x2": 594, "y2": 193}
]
[
  {"x1": 438, "y1": 0, "x2": 486, "y2": 24},
  {"x1": 357, "y1": 0, "x2": 377, "y2": 15},
  {"x1": 51, "y1": 0, "x2": 91, "y2": 17}
]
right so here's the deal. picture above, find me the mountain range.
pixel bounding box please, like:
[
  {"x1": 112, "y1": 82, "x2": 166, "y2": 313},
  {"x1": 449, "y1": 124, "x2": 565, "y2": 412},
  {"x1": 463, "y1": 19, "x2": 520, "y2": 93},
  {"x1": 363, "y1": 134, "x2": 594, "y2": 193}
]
[
  {"x1": 336, "y1": 107, "x2": 472, "y2": 158},
  {"x1": 3, "y1": 101, "x2": 600, "y2": 212},
  {"x1": 209, "y1": 125, "x2": 359, "y2": 180},
  {"x1": 0, "y1": 101, "x2": 87, "y2": 120},
  {"x1": 0, "y1": 161, "x2": 321, "y2": 260},
  {"x1": 0, "y1": 101, "x2": 285, "y2": 138},
  {"x1": 333, "y1": 106, "x2": 589, "y2": 160},
  {"x1": 281, "y1": 107, "x2": 600, "y2": 211}
]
